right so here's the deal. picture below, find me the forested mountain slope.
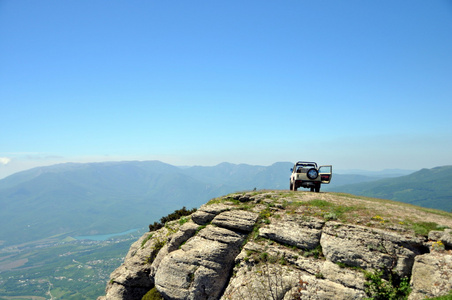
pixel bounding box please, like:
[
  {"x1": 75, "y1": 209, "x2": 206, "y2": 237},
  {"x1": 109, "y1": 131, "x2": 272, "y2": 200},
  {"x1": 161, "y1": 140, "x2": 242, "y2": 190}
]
[{"x1": 332, "y1": 165, "x2": 452, "y2": 212}]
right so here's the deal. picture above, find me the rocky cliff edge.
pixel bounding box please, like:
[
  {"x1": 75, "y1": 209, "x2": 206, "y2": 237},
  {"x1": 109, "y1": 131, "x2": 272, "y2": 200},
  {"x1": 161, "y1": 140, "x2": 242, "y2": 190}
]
[{"x1": 98, "y1": 191, "x2": 452, "y2": 300}]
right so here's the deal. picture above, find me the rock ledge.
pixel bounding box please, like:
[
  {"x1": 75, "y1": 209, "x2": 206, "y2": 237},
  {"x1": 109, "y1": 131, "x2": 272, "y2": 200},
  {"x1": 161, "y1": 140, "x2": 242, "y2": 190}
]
[{"x1": 98, "y1": 191, "x2": 452, "y2": 300}]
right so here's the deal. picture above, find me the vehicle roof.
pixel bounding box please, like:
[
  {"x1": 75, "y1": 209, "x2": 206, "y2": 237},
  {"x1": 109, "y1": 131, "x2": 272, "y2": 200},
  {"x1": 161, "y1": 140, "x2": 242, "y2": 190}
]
[{"x1": 295, "y1": 161, "x2": 318, "y2": 167}]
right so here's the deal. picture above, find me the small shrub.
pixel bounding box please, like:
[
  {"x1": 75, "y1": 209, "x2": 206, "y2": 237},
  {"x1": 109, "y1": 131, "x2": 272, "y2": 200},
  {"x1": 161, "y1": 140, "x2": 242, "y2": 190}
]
[
  {"x1": 160, "y1": 206, "x2": 197, "y2": 224},
  {"x1": 154, "y1": 238, "x2": 166, "y2": 252},
  {"x1": 259, "y1": 208, "x2": 272, "y2": 218},
  {"x1": 145, "y1": 238, "x2": 166, "y2": 265},
  {"x1": 279, "y1": 256, "x2": 287, "y2": 265},
  {"x1": 164, "y1": 222, "x2": 178, "y2": 235},
  {"x1": 432, "y1": 241, "x2": 445, "y2": 251},
  {"x1": 324, "y1": 212, "x2": 337, "y2": 221},
  {"x1": 149, "y1": 206, "x2": 197, "y2": 232},
  {"x1": 149, "y1": 221, "x2": 163, "y2": 232},
  {"x1": 364, "y1": 269, "x2": 411, "y2": 300},
  {"x1": 188, "y1": 272, "x2": 195, "y2": 283},
  {"x1": 252, "y1": 224, "x2": 261, "y2": 239},
  {"x1": 259, "y1": 252, "x2": 269, "y2": 262},
  {"x1": 267, "y1": 255, "x2": 278, "y2": 264},
  {"x1": 142, "y1": 287, "x2": 163, "y2": 300}
]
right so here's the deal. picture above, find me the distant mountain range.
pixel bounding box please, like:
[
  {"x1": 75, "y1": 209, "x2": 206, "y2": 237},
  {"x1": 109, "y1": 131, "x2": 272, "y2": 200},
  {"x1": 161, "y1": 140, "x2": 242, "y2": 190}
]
[
  {"x1": 0, "y1": 161, "x2": 449, "y2": 247},
  {"x1": 0, "y1": 161, "x2": 291, "y2": 246}
]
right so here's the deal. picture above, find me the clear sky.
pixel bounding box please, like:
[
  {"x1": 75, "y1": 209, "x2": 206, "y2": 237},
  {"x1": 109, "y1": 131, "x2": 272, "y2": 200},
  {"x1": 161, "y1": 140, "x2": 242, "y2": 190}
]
[{"x1": 1, "y1": 0, "x2": 452, "y2": 179}]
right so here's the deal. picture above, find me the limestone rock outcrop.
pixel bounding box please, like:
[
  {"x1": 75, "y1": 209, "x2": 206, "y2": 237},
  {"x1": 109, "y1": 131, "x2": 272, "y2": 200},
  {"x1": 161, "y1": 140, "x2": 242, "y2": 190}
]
[
  {"x1": 410, "y1": 251, "x2": 452, "y2": 299},
  {"x1": 98, "y1": 191, "x2": 452, "y2": 300},
  {"x1": 320, "y1": 222, "x2": 426, "y2": 277}
]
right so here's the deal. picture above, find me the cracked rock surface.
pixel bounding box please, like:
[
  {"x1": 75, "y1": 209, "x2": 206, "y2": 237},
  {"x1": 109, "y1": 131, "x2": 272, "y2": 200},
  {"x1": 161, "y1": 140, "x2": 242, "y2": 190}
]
[{"x1": 98, "y1": 191, "x2": 452, "y2": 300}]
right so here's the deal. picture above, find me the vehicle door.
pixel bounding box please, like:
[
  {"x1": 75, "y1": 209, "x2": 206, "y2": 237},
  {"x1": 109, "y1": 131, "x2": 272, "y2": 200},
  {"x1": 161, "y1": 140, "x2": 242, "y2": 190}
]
[{"x1": 319, "y1": 165, "x2": 332, "y2": 184}]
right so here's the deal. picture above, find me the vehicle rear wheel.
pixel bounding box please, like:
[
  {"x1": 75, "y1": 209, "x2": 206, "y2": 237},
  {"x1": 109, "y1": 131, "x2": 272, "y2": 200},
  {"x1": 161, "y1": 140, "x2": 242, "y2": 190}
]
[
  {"x1": 310, "y1": 187, "x2": 315, "y2": 192},
  {"x1": 290, "y1": 182, "x2": 293, "y2": 190},
  {"x1": 315, "y1": 184, "x2": 320, "y2": 193}
]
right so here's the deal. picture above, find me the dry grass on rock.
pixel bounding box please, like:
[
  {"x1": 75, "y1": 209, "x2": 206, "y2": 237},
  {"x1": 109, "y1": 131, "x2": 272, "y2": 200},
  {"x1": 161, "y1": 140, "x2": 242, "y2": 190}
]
[{"x1": 208, "y1": 190, "x2": 452, "y2": 237}]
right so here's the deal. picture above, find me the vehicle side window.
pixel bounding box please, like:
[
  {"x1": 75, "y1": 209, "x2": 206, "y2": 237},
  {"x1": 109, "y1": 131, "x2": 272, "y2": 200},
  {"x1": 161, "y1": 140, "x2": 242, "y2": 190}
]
[{"x1": 319, "y1": 166, "x2": 332, "y2": 173}]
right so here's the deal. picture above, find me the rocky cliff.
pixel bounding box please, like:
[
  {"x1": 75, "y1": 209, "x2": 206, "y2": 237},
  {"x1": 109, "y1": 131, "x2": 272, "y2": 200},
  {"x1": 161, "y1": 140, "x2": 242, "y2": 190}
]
[{"x1": 98, "y1": 191, "x2": 452, "y2": 300}]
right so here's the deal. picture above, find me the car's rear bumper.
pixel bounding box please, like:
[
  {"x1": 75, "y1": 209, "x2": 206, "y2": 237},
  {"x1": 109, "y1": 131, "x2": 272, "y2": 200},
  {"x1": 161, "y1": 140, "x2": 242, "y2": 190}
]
[{"x1": 294, "y1": 180, "x2": 319, "y2": 188}]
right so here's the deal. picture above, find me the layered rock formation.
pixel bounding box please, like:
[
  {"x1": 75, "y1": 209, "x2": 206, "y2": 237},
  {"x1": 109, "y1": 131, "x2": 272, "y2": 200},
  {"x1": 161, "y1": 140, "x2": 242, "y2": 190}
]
[{"x1": 98, "y1": 191, "x2": 452, "y2": 300}]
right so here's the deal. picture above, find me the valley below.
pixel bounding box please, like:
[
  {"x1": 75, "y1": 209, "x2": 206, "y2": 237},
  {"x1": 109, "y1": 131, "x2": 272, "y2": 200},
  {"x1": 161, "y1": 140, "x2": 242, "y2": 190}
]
[{"x1": 0, "y1": 229, "x2": 145, "y2": 300}]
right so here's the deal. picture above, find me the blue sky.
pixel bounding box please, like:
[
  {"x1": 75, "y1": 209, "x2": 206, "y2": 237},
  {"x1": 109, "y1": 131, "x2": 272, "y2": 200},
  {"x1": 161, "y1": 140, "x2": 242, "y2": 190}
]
[{"x1": 1, "y1": 0, "x2": 452, "y2": 178}]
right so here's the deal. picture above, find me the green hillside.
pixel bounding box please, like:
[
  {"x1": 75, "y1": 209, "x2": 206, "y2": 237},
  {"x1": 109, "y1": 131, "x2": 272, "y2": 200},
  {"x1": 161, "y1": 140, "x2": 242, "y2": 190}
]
[
  {"x1": 0, "y1": 161, "x2": 218, "y2": 246},
  {"x1": 0, "y1": 161, "x2": 293, "y2": 246},
  {"x1": 332, "y1": 165, "x2": 452, "y2": 212}
]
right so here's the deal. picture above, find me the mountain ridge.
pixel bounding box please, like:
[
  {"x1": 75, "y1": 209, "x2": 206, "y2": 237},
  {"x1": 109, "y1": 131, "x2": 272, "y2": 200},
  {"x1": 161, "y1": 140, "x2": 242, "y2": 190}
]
[
  {"x1": 0, "y1": 161, "x2": 293, "y2": 246},
  {"x1": 333, "y1": 165, "x2": 452, "y2": 211}
]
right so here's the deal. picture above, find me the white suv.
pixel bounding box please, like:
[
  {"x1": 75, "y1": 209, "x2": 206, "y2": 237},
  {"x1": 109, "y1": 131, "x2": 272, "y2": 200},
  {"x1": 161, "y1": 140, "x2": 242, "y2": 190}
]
[{"x1": 290, "y1": 161, "x2": 332, "y2": 192}]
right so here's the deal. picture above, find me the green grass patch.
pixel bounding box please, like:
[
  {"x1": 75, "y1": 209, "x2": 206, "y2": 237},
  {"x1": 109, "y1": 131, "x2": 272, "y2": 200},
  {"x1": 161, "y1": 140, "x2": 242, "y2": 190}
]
[
  {"x1": 142, "y1": 287, "x2": 163, "y2": 300},
  {"x1": 144, "y1": 238, "x2": 166, "y2": 265},
  {"x1": 302, "y1": 245, "x2": 323, "y2": 259},
  {"x1": 196, "y1": 225, "x2": 207, "y2": 234},
  {"x1": 179, "y1": 217, "x2": 189, "y2": 226},
  {"x1": 427, "y1": 291, "x2": 452, "y2": 299},
  {"x1": 409, "y1": 221, "x2": 444, "y2": 236},
  {"x1": 141, "y1": 233, "x2": 153, "y2": 248},
  {"x1": 307, "y1": 199, "x2": 333, "y2": 208},
  {"x1": 301, "y1": 199, "x2": 364, "y2": 222}
]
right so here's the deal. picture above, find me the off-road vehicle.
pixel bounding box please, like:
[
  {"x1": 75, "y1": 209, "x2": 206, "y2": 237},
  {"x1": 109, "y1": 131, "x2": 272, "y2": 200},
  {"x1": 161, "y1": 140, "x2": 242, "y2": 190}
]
[{"x1": 290, "y1": 161, "x2": 332, "y2": 192}]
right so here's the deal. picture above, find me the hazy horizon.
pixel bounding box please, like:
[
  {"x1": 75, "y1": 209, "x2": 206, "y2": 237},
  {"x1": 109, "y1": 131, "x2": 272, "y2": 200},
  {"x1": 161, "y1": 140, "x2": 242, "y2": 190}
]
[{"x1": 0, "y1": 159, "x2": 423, "y2": 180}]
